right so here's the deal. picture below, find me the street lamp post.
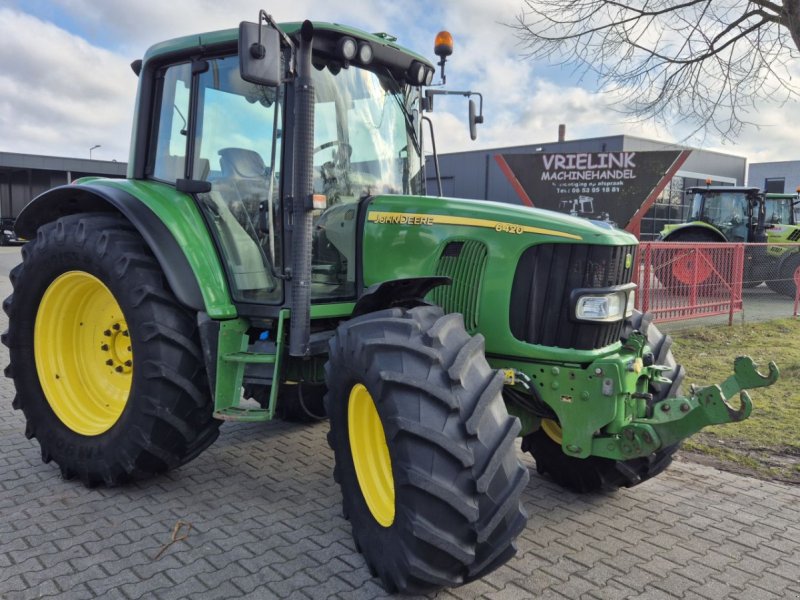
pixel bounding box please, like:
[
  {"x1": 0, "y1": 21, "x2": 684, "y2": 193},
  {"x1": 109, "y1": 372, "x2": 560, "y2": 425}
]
[{"x1": 89, "y1": 144, "x2": 101, "y2": 159}]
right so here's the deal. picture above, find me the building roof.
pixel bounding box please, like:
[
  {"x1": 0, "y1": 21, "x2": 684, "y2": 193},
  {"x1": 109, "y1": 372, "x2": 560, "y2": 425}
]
[{"x1": 0, "y1": 152, "x2": 127, "y2": 176}]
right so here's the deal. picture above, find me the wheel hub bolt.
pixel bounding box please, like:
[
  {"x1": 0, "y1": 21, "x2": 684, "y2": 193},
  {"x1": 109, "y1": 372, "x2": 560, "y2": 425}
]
[
  {"x1": 104, "y1": 329, "x2": 112, "y2": 337},
  {"x1": 124, "y1": 360, "x2": 132, "y2": 367},
  {"x1": 112, "y1": 323, "x2": 120, "y2": 331},
  {"x1": 101, "y1": 344, "x2": 109, "y2": 351},
  {"x1": 680, "y1": 403, "x2": 690, "y2": 413},
  {"x1": 105, "y1": 359, "x2": 114, "y2": 366},
  {"x1": 661, "y1": 404, "x2": 671, "y2": 412},
  {"x1": 115, "y1": 366, "x2": 123, "y2": 373}
]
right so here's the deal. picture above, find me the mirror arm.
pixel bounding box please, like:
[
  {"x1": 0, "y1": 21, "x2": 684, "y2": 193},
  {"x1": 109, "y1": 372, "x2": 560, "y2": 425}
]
[
  {"x1": 260, "y1": 10, "x2": 296, "y2": 78},
  {"x1": 422, "y1": 116, "x2": 442, "y2": 197},
  {"x1": 423, "y1": 89, "x2": 483, "y2": 119}
]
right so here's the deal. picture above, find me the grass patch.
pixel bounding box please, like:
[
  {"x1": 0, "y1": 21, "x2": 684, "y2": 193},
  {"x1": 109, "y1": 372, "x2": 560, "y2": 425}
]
[{"x1": 670, "y1": 318, "x2": 800, "y2": 484}]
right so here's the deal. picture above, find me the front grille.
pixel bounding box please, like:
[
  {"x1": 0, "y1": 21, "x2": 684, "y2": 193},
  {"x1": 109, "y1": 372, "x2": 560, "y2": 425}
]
[
  {"x1": 510, "y1": 243, "x2": 636, "y2": 350},
  {"x1": 429, "y1": 240, "x2": 488, "y2": 333}
]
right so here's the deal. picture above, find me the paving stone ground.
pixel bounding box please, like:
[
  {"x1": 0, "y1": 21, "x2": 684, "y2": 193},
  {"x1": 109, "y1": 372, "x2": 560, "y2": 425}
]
[{"x1": 0, "y1": 260, "x2": 799, "y2": 599}]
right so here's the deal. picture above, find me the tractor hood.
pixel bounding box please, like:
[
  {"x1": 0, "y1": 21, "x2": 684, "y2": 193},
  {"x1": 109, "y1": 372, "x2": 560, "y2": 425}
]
[
  {"x1": 364, "y1": 194, "x2": 638, "y2": 247},
  {"x1": 361, "y1": 194, "x2": 640, "y2": 362},
  {"x1": 361, "y1": 193, "x2": 638, "y2": 293}
]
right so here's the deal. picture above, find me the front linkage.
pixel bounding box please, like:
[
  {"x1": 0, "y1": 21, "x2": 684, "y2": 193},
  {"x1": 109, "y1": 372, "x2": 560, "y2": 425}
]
[
  {"x1": 504, "y1": 328, "x2": 779, "y2": 463},
  {"x1": 605, "y1": 352, "x2": 779, "y2": 459}
]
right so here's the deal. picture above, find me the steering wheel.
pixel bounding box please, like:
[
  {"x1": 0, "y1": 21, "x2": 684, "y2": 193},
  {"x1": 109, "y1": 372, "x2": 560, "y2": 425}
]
[{"x1": 314, "y1": 141, "x2": 352, "y2": 164}]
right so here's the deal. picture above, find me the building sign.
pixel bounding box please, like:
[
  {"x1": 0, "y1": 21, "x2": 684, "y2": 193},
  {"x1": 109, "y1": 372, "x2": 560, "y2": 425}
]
[{"x1": 499, "y1": 150, "x2": 685, "y2": 228}]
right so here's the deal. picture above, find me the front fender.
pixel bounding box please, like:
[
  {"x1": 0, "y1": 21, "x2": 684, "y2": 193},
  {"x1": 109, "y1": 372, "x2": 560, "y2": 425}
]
[
  {"x1": 16, "y1": 179, "x2": 236, "y2": 319},
  {"x1": 660, "y1": 222, "x2": 727, "y2": 242}
]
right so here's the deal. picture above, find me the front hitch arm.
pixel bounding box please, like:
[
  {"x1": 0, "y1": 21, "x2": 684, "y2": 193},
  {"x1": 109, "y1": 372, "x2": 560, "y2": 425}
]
[
  {"x1": 591, "y1": 356, "x2": 779, "y2": 460},
  {"x1": 693, "y1": 356, "x2": 779, "y2": 424}
]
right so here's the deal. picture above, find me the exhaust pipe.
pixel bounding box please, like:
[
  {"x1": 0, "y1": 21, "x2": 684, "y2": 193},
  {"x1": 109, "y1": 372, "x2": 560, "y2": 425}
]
[{"x1": 289, "y1": 20, "x2": 315, "y2": 357}]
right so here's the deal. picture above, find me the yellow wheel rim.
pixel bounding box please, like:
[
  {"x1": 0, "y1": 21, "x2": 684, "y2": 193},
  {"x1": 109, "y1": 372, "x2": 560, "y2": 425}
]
[
  {"x1": 541, "y1": 418, "x2": 563, "y2": 445},
  {"x1": 348, "y1": 383, "x2": 395, "y2": 527},
  {"x1": 34, "y1": 271, "x2": 132, "y2": 436}
]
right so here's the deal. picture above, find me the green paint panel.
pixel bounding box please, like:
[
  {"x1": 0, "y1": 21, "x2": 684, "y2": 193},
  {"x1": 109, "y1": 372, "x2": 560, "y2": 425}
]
[
  {"x1": 88, "y1": 178, "x2": 236, "y2": 319},
  {"x1": 310, "y1": 302, "x2": 356, "y2": 319}
]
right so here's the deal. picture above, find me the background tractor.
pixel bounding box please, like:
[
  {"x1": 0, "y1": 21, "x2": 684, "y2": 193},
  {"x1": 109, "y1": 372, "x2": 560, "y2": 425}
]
[
  {"x1": 2, "y1": 12, "x2": 778, "y2": 595},
  {"x1": 658, "y1": 185, "x2": 800, "y2": 296}
]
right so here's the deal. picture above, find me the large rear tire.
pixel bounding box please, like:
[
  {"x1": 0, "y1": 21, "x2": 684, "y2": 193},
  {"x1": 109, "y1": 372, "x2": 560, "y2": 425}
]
[
  {"x1": 325, "y1": 306, "x2": 528, "y2": 594},
  {"x1": 656, "y1": 230, "x2": 728, "y2": 292},
  {"x1": 765, "y1": 253, "x2": 800, "y2": 298},
  {"x1": 2, "y1": 213, "x2": 220, "y2": 486},
  {"x1": 521, "y1": 310, "x2": 685, "y2": 493}
]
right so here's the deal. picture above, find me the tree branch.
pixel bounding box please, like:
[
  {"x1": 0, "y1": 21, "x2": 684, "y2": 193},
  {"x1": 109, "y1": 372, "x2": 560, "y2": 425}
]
[{"x1": 509, "y1": 0, "x2": 800, "y2": 140}]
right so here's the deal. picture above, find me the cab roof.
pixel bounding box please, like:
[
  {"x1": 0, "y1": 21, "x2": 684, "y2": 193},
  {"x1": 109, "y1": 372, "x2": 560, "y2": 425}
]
[
  {"x1": 686, "y1": 186, "x2": 760, "y2": 194},
  {"x1": 141, "y1": 21, "x2": 432, "y2": 69}
]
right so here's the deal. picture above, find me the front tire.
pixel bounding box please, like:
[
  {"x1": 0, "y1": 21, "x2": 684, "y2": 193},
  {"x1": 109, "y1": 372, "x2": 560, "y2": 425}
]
[
  {"x1": 2, "y1": 213, "x2": 220, "y2": 486},
  {"x1": 325, "y1": 306, "x2": 528, "y2": 594},
  {"x1": 522, "y1": 310, "x2": 685, "y2": 493}
]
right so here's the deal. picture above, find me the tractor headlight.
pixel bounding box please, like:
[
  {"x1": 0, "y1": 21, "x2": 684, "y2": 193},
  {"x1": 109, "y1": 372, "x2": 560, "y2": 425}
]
[
  {"x1": 572, "y1": 285, "x2": 636, "y2": 323},
  {"x1": 576, "y1": 294, "x2": 623, "y2": 322}
]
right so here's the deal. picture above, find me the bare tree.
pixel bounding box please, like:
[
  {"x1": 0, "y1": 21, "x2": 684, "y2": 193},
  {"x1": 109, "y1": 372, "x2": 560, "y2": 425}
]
[{"x1": 511, "y1": 1, "x2": 800, "y2": 140}]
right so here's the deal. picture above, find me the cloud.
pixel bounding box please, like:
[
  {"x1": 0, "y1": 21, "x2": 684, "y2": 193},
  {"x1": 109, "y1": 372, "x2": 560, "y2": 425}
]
[
  {"x1": 0, "y1": 7, "x2": 136, "y2": 160},
  {"x1": 2, "y1": 1, "x2": 799, "y2": 168},
  {"x1": 45, "y1": 0, "x2": 413, "y2": 54}
]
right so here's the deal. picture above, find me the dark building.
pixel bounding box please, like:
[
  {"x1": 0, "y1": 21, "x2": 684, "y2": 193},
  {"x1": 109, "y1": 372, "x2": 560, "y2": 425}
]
[
  {"x1": 0, "y1": 152, "x2": 128, "y2": 229},
  {"x1": 426, "y1": 134, "x2": 746, "y2": 240}
]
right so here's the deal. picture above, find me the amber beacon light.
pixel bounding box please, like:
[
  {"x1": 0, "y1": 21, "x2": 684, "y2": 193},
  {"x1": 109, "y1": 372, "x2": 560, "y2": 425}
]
[
  {"x1": 434, "y1": 31, "x2": 453, "y2": 57},
  {"x1": 433, "y1": 30, "x2": 453, "y2": 83}
]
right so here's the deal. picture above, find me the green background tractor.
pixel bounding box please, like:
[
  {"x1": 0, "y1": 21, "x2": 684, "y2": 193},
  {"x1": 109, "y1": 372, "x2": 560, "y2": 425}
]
[
  {"x1": 2, "y1": 13, "x2": 778, "y2": 595},
  {"x1": 658, "y1": 186, "x2": 800, "y2": 295}
]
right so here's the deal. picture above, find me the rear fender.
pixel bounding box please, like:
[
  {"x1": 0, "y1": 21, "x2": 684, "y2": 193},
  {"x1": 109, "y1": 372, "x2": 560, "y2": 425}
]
[{"x1": 15, "y1": 180, "x2": 236, "y2": 318}]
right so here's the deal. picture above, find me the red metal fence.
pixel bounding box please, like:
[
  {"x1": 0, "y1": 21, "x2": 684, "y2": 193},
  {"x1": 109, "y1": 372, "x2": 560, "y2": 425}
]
[{"x1": 635, "y1": 242, "x2": 800, "y2": 324}]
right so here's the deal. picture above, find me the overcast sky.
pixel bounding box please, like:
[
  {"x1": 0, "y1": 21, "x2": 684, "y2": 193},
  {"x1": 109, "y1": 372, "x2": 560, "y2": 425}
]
[{"x1": 2, "y1": 0, "x2": 798, "y2": 169}]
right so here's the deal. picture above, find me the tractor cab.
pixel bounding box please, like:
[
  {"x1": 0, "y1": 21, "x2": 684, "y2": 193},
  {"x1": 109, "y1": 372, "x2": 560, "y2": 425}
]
[
  {"x1": 764, "y1": 192, "x2": 799, "y2": 226},
  {"x1": 141, "y1": 23, "x2": 434, "y2": 312},
  {"x1": 681, "y1": 186, "x2": 764, "y2": 242}
]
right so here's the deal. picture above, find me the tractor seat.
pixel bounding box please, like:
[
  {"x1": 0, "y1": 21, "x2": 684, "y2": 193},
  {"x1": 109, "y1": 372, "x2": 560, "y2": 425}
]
[
  {"x1": 217, "y1": 148, "x2": 271, "y2": 228},
  {"x1": 219, "y1": 147, "x2": 269, "y2": 179}
]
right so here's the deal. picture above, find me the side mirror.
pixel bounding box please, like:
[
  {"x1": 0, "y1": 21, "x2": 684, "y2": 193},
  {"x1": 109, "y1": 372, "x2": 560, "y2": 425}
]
[
  {"x1": 239, "y1": 21, "x2": 281, "y2": 86},
  {"x1": 468, "y1": 98, "x2": 483, "y2": 141}
]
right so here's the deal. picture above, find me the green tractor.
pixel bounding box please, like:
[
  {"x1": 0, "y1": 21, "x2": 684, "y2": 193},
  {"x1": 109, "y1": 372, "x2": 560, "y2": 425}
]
[
  {"x1": 658, "y1": 185, "x2": 800, "y2": 295},
  {"x1": 2, "y1": 13, "x2": 779, "y2": 595}
]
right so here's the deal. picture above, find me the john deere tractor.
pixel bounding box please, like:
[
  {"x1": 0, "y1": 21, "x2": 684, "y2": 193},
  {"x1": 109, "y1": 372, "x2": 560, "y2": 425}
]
[
  {"x1": 658, "y1": 185, "x2": 800, "y2": 295},
  {"x1": 2, "y1": 13, "x2": 779, "y2": 595}
]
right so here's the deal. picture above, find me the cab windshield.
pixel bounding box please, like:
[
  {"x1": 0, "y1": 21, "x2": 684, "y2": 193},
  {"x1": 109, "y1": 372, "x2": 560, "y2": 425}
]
[
  {"x1": 308, "y1": 63, "x2": 424, "y2": 300},
  {"x1": 311, "y1": 63, "x2": 423, "y2": 203},
  {"x1": 765, "y1": 198, "x2": 794, "y2": 224},
  {"x1": 689, "y1": 192, "x2": 748, "y2": 227}
]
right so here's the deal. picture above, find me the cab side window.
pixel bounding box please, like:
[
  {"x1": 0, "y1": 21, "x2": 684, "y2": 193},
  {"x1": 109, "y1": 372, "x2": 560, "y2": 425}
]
[{"x1": 149, "y1": 63, "x2": 191, "y2": 182}]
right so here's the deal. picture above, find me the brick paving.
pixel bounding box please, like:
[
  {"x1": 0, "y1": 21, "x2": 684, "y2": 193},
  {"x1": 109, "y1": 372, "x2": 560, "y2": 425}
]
[{"x1": 1, "y1": 264, "x2": 799, "y2": 599}]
